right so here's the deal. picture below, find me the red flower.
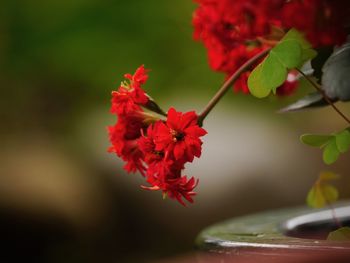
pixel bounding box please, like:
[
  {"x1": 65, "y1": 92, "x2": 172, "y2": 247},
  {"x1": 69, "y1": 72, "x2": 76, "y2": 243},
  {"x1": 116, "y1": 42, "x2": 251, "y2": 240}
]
[
  {"x1": 138, "y1": 120, "x2": 198, "y2": 206},
  {"x1": 108, "y1": 66, "x2": 207, "y2": 205},
  {"x1": 137, "y1": 109, "x2": 206, "y2": 205},
  {"x1": 193, "y1": 0, "x2": 350, "y2": 95},
  {"x1": 282, "y1": 0, "x2": 349, "y2": 47},
  {"x1": 155, "y1": 108, "x2": 207, "y2": 162},
  {"x1": 108, "y1": 113, "x2": 148, "y2": 175},
  {"x1": 166, "y1": 176, "x2": 198, "y2": 206},
  {"x1": 110, "y1": 65, "x2": 149, "y2": 116},
  {"x1": 142, "y1": 172, "x2": 198, "y2": 206},
  {"x1": 110, "y1": 88, "x2": 142, "y2": 116},
  {"x1": 124, "y1": 64, "x2": 149, "y2": 87},
  {"x1": 138, "y1": 122, "x2": 166, "y2": 166}
]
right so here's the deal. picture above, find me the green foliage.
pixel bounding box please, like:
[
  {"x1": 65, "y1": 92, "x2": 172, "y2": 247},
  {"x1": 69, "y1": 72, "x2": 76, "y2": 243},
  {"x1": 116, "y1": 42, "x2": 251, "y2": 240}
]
[
  {"x1": 306, "y1": 171, "x2": 339, "y2": 208},
  {"x1": 335, "y1": 129, "x2": 350, "y2": 153},
  {"x1": 282, "y1": 29, "x2": 317, "y2": 62},
  {"x1": 300, "y1": 134, "x2": 332, "y2": 147},
  {"x1": 322, "y1": 138, "x2": 340, "y2": 165},
  {"x1": 248, "y1": 64, "x2": 277, "y2": 98},
  {"x1": 270, "y1": 40, "x2": 301, "y2": 69},
  {"x1": 327, "y1": 227, "x2": 350, "y2": 241},
  {"x1": 301, "y1": 128, "x2": 350, "y2": 165},
  {"x1": 248, "y1": 28, "x2": 317, "y2": 98}
]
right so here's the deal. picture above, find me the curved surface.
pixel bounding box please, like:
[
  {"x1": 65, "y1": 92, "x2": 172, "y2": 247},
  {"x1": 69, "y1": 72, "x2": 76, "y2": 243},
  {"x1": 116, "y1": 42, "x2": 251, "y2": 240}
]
[{"x1": 196, "y1": 202, "x2": 350, "y2": 259}]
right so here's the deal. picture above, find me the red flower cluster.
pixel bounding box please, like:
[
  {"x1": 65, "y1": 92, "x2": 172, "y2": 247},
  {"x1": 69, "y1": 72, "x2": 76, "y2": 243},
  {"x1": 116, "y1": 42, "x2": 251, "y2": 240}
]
[
  {"x1": 282, "y1": 0, "x2": 349, "y2": 47},
  {"x1": 108, "y1": 66, "x2": 207, "y2": 205},
  {"x1": 193, "y1": 0, "x2": 350, "y2": 94}
]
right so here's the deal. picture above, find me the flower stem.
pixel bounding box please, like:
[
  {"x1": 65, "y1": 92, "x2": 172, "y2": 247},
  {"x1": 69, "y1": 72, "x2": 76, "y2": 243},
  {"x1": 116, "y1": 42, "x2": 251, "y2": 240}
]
[
  {"x1": 198, "y1": 48, "x2": 271, "y2": 126},
  {"x1": 327, "y1": 202, "x2": 342, "y2": 229},
  {"x1": 296, "y1": 68, "x2": 350, "y2": 125}
]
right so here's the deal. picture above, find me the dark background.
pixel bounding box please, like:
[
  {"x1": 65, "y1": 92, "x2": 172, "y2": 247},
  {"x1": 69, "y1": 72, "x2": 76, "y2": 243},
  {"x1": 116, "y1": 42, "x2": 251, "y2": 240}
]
[{"x1": 1, "y1": 1, "x2": 349, "y2": 262}]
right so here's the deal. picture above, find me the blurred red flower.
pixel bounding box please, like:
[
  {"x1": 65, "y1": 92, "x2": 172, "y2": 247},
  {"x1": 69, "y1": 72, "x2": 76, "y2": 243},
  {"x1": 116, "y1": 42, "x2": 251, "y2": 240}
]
[{"x1": 193, "y1": 0, "x2": 350, "y2": 94}]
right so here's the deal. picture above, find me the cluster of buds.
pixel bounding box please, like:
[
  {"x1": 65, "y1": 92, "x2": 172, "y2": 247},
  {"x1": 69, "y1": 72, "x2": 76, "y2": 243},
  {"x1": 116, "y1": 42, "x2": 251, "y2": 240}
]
[{"x1": 108, "y1": 65, "x2": 207, "y2": 205}]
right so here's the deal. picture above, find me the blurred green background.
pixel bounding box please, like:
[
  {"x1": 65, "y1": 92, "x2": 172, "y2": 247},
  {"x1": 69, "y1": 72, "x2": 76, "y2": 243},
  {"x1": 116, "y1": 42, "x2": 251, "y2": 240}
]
[{"x1": 1, "y1": 1, "x2": 349, "y2": 262}]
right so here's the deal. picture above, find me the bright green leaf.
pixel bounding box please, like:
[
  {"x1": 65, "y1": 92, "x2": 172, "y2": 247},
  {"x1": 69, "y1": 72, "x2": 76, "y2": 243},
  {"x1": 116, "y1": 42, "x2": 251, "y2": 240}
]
[
  {"x1": 248, "y1": 53, "x2": 287, "y2": 97},
  {"x1": 300, "y1": 134, "x2": 332, "y2": 147},
  {"x1": 262, "y1": 55, "x2": 288, "y2": 89},
  {"x1": 335, "y1": 129, "x2": 350, "y2": 153},
  {"x1": 270, "y1": 40, "x2": 302, "y2": 69},
  {"x1": 282, "y1": 28, "x2": 311, "y2": 48},
  {"x1": 248, "y1": 28, "x2": 317, "y2": 98},
  {"x1": 327, "y1": 227, "x2": 350, "y2": 241},
  {"x1": 282, "y1": 28, "x2": 317, "y2": 63},
  {"x1": 301, "y1": 129, "x2": 349, "y2": 165},
  {"x1": 323, "y1": 139, "x2": 340, "y2": 165},
  {"x1": 247, "y1": 64, "x2": 272, "y2": 98}
]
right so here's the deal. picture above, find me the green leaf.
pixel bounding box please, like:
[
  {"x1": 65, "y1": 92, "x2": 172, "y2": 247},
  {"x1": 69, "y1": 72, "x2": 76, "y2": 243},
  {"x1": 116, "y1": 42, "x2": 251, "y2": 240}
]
[
  {"x1": 247, "y1": 64, "x2": 272, "y2": 98},
  {"x1": 247, "y1": 28, "x2": 317, "y2": 98},
  {"x1": 327, "y1": 227, "x2": 350, "y2": 241},
  {"x1": 323, "y1": 138, "x2": 340, "y2": 165},
  {"x1": 247, "y1": 48, "x2": 289, "y2": 97},
  {"x1": 282, "y1": 28, "x2": 317, "y2": 63},
  {"x1": 282, "y1": 28, "x2": 311, "y2": 48},
  {"x1": 301, "y1": 129, "x2": 350, "y2": 165},
  {"x1": 335, "y1": 129, "x2": 350, "y2": 153},
  {"x1": 301, "y1": 48, "x2": 317, "y2": 63},
  {"x1": 270, "y1": 40, "x2": 302, "y2": 69},
  {"x1": 300, "y1": 134, "x2": 332, "y2": 147},
  {"x1": 261, "y1": 55, "x2": 288, "y2": 91}
]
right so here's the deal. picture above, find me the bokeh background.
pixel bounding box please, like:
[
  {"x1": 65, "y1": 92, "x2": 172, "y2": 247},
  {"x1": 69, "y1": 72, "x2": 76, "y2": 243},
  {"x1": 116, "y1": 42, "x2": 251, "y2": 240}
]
[{"x1": 1, "y1": 1, "x2": 349, "y2": 262}]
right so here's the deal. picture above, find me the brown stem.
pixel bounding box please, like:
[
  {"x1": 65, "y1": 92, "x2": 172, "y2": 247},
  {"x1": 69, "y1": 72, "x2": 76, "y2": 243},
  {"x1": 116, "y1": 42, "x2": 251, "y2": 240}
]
[
  {"x1": 197, "y1": 48, "x2": 271, "y2": 126},
  {"x1": 318, "y1": 180, "x2": 341, "y2": 228},
  {"x1": 296, "y1": 68, "x2": 350, "y2": 125},
  {"x1": 327, "y1": 202, "x2": 342, "y2": 229}
]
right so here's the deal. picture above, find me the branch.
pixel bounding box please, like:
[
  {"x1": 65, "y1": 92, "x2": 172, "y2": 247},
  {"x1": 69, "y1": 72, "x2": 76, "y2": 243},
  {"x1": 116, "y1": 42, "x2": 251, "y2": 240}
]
[
  {"x1": 296, "y1": 69, "x2": 350, "y2": 125},
  {"x1": 197, "y1": 48, "x2": 270, "y2": 126}
]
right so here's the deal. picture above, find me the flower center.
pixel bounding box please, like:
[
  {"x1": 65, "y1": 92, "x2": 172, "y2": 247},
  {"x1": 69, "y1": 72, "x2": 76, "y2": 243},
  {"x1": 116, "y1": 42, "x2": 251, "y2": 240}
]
[
  {"x1": 154, "y1": 151, "x2": 164, "y2": 157},
  {"x1": 170, "y1": 129, "x2": 184, "y2": 142}
]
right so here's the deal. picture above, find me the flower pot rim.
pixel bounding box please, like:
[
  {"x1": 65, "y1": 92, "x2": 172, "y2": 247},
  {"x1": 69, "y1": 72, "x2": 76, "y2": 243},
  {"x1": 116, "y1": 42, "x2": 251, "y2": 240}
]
[{"x1": 196, "y1": 201, "x2": 350, "y2": 253}]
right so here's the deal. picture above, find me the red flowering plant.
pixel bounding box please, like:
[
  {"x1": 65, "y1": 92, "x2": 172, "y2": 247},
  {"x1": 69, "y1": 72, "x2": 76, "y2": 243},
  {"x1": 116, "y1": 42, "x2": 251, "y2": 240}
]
[
  {"x1": 108, "y1": 0, "x2": 350, "y2": 225},
  {"x1": 108, "y1": 65, "x2": 207, "y2": 205},
  {"x1": 193, "y1": 0, "x2": 349, "y2": 95}
]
